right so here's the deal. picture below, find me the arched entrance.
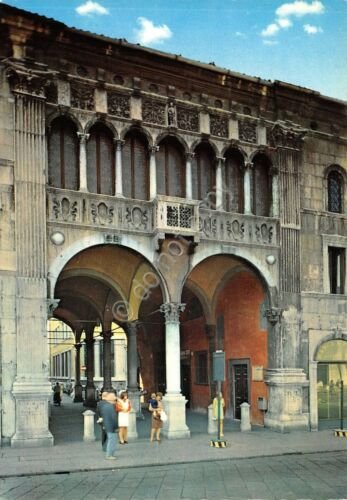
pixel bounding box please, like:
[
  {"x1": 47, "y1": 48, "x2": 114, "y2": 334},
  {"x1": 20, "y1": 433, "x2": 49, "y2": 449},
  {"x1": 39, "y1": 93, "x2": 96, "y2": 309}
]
[
  {"x1": 181, "y1": 254, "x2": 270, "y2": 426},
  {"x1": 48, "y1": 243, "x2": 167, "y2": 439}
]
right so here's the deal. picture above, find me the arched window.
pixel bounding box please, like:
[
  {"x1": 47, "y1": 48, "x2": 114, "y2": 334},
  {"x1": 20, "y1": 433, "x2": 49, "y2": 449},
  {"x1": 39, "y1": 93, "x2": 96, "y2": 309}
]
[
  {"x1": 327, "y1": 169, "x2": 343, "y2": 213},
  {"x1": 224, "y1": 149, "x2": 244, "y2": 213},
  {"x1": 156, "y1": 137, "x2": 185, "y2": 198},
  {"x1": 48, "y1": 117, "x2": 79, "y2": 190},
  {"x1": 192, "y1": 143, "x2": 215, "y2": 204},
  {"x1": 123, "y1": 130, "x2": 149, "y2": 200},
  {"x1": 86, "y1": 123, "x2": 114, "y2": 195},
  {"x1": 252, "y1": 153, "x2": 271, "y2": 216}
]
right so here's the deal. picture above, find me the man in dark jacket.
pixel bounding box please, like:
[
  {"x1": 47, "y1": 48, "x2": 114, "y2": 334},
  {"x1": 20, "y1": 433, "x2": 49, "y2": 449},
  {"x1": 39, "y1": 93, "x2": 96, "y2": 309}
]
[{"x1": 97, "y1": 391, "x2": 118, "y2": 460}]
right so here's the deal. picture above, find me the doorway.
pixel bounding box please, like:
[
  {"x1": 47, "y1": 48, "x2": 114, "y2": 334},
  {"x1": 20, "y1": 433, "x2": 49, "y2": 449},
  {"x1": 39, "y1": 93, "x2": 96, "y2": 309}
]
[{"x1": 230, "y1": 359, "x2": 250, "y2": 419}]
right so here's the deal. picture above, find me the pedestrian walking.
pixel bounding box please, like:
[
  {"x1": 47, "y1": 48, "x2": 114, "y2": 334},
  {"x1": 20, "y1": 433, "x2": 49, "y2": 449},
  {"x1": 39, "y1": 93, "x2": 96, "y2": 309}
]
[
  {"x1": 149, "y1": 392, "x2": 165, "y2": 442},
  {"x1": 97, "y1": 391, "x2": 118, "y2": 460},
  {"x1": 117, "y1": 391, "x2": 131, "y2": 444}
]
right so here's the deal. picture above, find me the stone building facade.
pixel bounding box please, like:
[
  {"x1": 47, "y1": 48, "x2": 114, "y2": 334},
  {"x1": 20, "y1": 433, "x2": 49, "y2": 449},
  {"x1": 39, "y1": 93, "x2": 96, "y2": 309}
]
[{"x1": 0, "y1": 3, "x2": 346, "y2": 447}]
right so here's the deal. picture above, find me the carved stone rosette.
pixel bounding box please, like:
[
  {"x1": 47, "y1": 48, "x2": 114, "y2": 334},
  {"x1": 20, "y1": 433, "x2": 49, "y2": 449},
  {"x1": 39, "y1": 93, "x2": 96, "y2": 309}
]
[
  {"x1": 270, "y1": 123, "x2": 305, "y2": 149},
  {"x1": 160, "y1": 303, "x2": 186, "y2": 323},
  {"x1": 70, "y1": 82, "x2": 95, "y2": 110},
  {"x1": 176, "y1": 106, "x2": 199, "y2": 132},
  {"x1": 238, "y1": 119, "x2": 257, "y2": 143},
  {"x1": 142, "y1": 99, "x2": 166, "y2": 125},
  {"x1": 107, "y1": 92, "x2": 130, "y2": 118},
  {"x1": 210, "y1": 114, "x2": 228, "y2": 138}
]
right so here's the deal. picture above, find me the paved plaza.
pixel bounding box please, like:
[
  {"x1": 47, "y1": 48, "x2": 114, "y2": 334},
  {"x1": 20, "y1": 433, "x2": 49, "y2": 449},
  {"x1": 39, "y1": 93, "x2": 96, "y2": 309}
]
[{"x1": 0, "y1": 451, "x2": 346, "y2": 499}]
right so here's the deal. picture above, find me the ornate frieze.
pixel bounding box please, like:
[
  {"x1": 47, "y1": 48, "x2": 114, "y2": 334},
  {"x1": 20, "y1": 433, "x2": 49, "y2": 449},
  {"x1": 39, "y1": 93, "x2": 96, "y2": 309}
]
[
  {"x1": 5, "y1": 59, "x2": 54, "y2": 98},
  {"x1": 107, "y1": 92, "x2": 130, "y2": 118},
  {"x1": 125, "y1": 206, "x2": 149, "y2": 230},
  {"x1": 52, "y1": 196, "x2": 79, "y2": 222},
  {"x1": 238, "y1": 119, "x2": 257, "y2": 143},
  {"x1": 160, "y1": 303, "x2": 186, "y2": 323},
  {"x1": 176, "y1": 106, "x2": 199, "y2": 132},
  {"x1": 91, "y1": 202, "x2": 114, "y2": 225},
  {"x1": 199, "y1": 215, "x2": 218, "y2": 237},
  {"x1": 255, "y1": 223, "x2": 274, "y2": 244},
  {"x1": 269, "y1": 123, "x2": 305, "y2": 149},
  {"x1": 210, "y1": 113, "x2": 228, "y2": 138},
  {"x1": 70, "y1": 82, "x2": 95, "y2": 111},
  {"x1": 142, "y1": 99, "x2": 166, "y2": 125},
  {"x1": 226, "y1": 219, "x2": 245, "y2": 241}
]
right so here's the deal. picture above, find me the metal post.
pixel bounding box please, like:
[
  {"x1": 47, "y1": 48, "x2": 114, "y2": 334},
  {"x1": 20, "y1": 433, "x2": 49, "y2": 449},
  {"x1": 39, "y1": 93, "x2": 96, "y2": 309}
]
[
  {"x1": 217, "y1": 380, "x2": 221, "y2": 441},
  {"x1": 340, "y1": 380, "x2": 344, "y2": 430}
]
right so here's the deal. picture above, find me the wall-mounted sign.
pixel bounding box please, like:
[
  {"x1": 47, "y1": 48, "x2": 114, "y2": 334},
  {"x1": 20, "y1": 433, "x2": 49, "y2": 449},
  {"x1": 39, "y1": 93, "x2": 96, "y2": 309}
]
[{"x1": 252, "y1": 365, "x2": 264, "y2": 381}]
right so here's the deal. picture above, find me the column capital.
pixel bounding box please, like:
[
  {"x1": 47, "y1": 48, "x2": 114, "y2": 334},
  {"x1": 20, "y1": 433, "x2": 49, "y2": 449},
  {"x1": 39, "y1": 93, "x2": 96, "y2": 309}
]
[
  {"x1": 114, "y1": 138, "x2": 125, "y2": 149},
  {"x1": 270, "y1": 165, "x2": 279, "y2": 176},
  {"x1": 265, "y1": 307, "x2": 283, "y2": 325},
  {"x1": 205, "y1": 324, "x2": 216, "y2": 339},
  {"x1": 74, "y1": 343, "x2": 82, "y2": 352},
  {"x1": 126, "y1": 321, "x2": 138, "y2": 336},
  {"x1": 185, "y1": 152, "x2": 195, "y2": 161},
  {"x1": 77, "y1": 132, "x2": 90, "y2": 143},
  {"x1": 47, "y1": 299, "x2": 60, "y2": 317},
  {"x1": 245, "y1": 161, "x2": 254, "y2": 170},
  {"x1": 215, "y1": 156, "x2": 225, "y2": 165},
  {"x1": 160, "y1": 302, "x2": 185, "y2": 322},
  {"x1": 5, "y1": 59, "x2": 54, "y2": 98},
  {"x1": 149, "y1": 145, "x2": 160, "y2": 154}
]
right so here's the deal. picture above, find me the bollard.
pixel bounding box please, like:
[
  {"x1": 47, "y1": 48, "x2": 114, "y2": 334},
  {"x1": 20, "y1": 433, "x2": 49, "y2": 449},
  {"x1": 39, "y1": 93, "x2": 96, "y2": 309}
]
[
  {"x1": 207, "y1": 403, "x2": 217, "y2": 434},
  {"x1": 83, "y1": 410, "x2": 96, "y2": 442},
  {"x1": 127, "y1": 407, "x2": 138, "y2": 440},
  {"x1": 240, "y1": 402, "x2": 251, "y2": 432}
]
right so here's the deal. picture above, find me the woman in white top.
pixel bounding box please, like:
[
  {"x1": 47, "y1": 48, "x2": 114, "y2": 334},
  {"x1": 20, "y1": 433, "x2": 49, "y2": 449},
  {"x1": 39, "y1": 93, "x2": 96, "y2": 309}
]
[{"x1": 117, "y1": 391, "x2": 131, "y2": 444}]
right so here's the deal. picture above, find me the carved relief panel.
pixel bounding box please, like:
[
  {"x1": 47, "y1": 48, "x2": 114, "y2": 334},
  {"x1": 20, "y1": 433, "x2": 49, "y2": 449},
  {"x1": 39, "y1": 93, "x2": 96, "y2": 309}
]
[
  {"x1": 210, "y1": 113, "x2": 228, "y2": 138},
  {"x1": 142, "y1": 99, "x2": 166, "y2": 125},
  {"x1": 176, "y1": 106, "x2": 199, "y2": 132},
  {"x1": 70, "y1": 82, "x2": 95, "y2": 111},
  {"x1": 107, "y1": 92, "x2": 130, "y2": 118},
  {"x1": 238, "y1": 119, "x2": 257, "y2": 143}
]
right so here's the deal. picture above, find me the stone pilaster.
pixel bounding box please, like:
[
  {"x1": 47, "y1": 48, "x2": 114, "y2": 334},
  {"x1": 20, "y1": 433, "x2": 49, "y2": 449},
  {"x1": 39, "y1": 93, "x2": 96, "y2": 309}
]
[
  {"x1": 6, "y1": 60, "x2": 54, "y2": 447},
  {"x1": 160, "y1": 303, "x2": 190, "y2": 439}
]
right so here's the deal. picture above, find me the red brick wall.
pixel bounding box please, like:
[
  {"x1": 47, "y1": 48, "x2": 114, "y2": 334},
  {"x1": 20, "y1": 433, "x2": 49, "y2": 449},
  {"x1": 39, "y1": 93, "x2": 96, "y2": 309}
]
[{"x1": 216, "y1": 271, "x2": 268, "y2": 425}]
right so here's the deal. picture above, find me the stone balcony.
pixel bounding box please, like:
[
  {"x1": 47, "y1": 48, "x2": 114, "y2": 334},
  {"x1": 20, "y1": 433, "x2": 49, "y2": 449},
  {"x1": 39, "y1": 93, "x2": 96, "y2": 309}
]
[{"x1": 47, "y1": 188, "x2": 279, "y2": 248}]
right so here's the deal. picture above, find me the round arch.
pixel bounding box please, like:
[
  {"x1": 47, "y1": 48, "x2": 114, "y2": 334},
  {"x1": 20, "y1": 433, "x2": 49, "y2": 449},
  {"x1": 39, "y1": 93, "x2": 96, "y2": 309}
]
[
  {"x1": 46, "y1": 110, "x2": 83, "y2": 133},
  {"x1": 155, "y1": 132, "x2": 189, "y2": 153},
  {"x1": 120, "y1": 124, "x2": 153, "y2": 146},
  {"x1": 84, "y1": 117, "x2": 118, "y2": 138},
  {"x1": 191, "y1": 138, "x2": 219, "y2": 157}
]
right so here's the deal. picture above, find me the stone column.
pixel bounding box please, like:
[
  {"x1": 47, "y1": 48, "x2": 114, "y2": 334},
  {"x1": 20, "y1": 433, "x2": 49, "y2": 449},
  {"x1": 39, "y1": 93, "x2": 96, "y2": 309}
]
[
  {"x1": 309, "y1": 361, "x2": 318, "y2": 431},
  {"x1": 215, "y1": 157, "x2": 224, "y2": 210},
  {"x1": 77, "y1": 132, "x2": 89, "y2": 192},
  {"x1": 6, "y1": 61, "x2": 54, "y2": 447},
  {"x1": 270, "y1": 166, "x2": 280, "y2": 218},
  {"x1": 126, "y1": 322, "x2": 140, "y2": 417},
  {"x1": 73, "y1": 341, "x2": 83, "y2": 403},
  {"x1": 94, "y1": 337, "x2": 101, "y2": 379},
  {"x1": 149, "y1": 146, "x2": 159, "y2": 199},
  {"x1": 115, "y1": 139, "x2": 124, "y2": 197},
  {"x1": 84, "y1": 327, "x2": 96, "y2": 408},
  {"x1": 102, "y1": 328, "x2": 113, "y2": 391},
  {"x1": 243, "y1": 162, "x2": 253, "y2": 215},
  {"x1": 185, "y1": 153, "x2": 194, "y2": 200},
  {"x1": 160, "y1": 303, "x2": 190, "y2": 439}
]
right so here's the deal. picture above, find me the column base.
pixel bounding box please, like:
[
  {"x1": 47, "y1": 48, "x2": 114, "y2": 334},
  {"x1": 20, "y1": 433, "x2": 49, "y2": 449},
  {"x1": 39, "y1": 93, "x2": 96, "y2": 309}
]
[
  {"x1": 264, "y1": 368, "x2": 309, "y2": 433},
  {"x1": 74, "y1": 384, "x2": 84, "y2": 403},
  {"x1": 162, "y1": 393, "x2": 190, "y2": 439},
  {"x1": 11, "y1": 380, "x2": 54, "y2": 448}
]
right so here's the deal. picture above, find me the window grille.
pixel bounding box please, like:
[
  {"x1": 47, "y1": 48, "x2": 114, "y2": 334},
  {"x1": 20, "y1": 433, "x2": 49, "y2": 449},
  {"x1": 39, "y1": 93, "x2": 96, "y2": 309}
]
[{"x1": 328, "y1": 171, "x2": 343, "y2": 213}]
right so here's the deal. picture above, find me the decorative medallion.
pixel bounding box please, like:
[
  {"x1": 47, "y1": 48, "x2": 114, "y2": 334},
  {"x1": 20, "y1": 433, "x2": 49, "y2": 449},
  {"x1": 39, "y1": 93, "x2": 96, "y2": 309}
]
[
  {"x1": 52, "y1": 197, "x2": 78, "y2": 222},
  {"x1": 226, "y1": 219, "x2": 245, "y2": 240},
  {"x1": 107, "y1": 92, "x2": 130, "y2": 118},
  {"x1": 91, "y1": 202, "x2": 114, "y2": 225}
]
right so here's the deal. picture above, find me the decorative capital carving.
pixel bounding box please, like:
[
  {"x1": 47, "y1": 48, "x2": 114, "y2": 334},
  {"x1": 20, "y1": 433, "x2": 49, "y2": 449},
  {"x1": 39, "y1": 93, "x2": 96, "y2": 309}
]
[
  {"x1": 114, "y1": 139, "x2": 125, "y2": 150},
  {"x1": 47, "y1": 299, "x2": 60, "y2": 317},
  {"x1": 5, "y1": 59, "x2": 55, "y2": 98},
  {"x1": 77, "y1": 132, "x2": 90, "y2": 144},
  {"x1": 270, "y1": 123, "x2": 306, "y2": 150},
  {"x1": 160, "y1": 302, "x2": 186, "y2": 322},
  {"x1": 185, "y1": 152, "x2": 195, "y2": 161},
  {"x1": 149, "y1": 145, "x2": 160, "y2": 155},
  {"x1": 270, "y1": 165, "x2": 279, "y2": 176},
  {"x1": 265, "y1": 307, "x2": 283, "y2": 325}
]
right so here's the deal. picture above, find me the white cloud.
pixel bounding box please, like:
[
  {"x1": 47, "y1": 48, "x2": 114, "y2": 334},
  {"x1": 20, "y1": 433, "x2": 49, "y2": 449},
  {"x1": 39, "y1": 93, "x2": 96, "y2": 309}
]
[
  {"x1": 276, "y1": 1, "x2": 325, "y2": 18},
  {"x1": 277, "y1": 18, "x2": 293, "y2": 28},
  {"x1": 263, "y1": 40, "x2": 279, "y2": 45},
  {"x1": 75, "y1": 1, "x2": 109, "y2": 16},
  {"x1": 303, "y1": 23, "x2": 323, "y2": 33},
  {"x1": 261, "y1": 23, "x2": 280, "y2": 37},
  {"x1": 235, "y1": 31, "x2": 247, "y2": 38},
  {"x1": 135, "y1": 17, "x2": 172, "y2": 45}
]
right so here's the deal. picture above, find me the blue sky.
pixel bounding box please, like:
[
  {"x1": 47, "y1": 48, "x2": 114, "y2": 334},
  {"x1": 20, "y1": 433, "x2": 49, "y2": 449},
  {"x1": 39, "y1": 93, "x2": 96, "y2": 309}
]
[{"x1": 3, "y1": 0, "x2": 347, "y2": 100}]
